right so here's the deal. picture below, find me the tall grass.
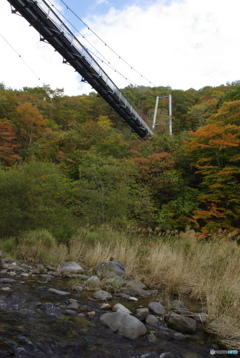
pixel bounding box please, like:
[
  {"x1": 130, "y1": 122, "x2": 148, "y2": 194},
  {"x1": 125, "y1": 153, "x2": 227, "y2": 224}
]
[{"x1": 1, "y1": 226, "x2": 239, "y2": 348}]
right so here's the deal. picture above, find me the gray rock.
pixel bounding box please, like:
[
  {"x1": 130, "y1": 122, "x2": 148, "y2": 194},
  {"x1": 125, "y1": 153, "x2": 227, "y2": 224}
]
[
  {"x1": 148, "y1": 301, "x2": 166, "y2": 315},
  {"x1": 0, "y1": 278, "x2": 15, "y2": 283},
  {"x1": 85, "y1": 275, "x2": 100, "y2": 287},
  {"x1": 145, "y1": 314, "x2": 159, "y2": 326},
  {"x1": 57, "y1": 261, "x2": 84, "y2": 274},
  {"x1": 100, "y1": 303, "x2": 111, "y2": 310},
  {"x1": 158, "y1": 326, "x2": 174, "y2": 339},
  {"x1": 100, "y1": 311, "x2": 147, "y2": 339},
  {"x1": 48, "y1": 288, "x2": 71, "y2": 296},
  {"x1": 105, "y1": 276, "x2": 126, "y2": 285},
  {"x1": 93, "y1": 289, "x2": 112, "y2": 301},
  {"x1": 67, "y1": 300, "x2": 79, "y2": 310},
  {"x1": 173, "y1": 332, "x2": 186, "y2": 341},
  {"x1": 94, "y1": 260, "x2": 125, "y2": 278},
  {"x1": 160, "y1": 353, "x2": 181, "y2": 358},
  {"x1": 115, "y1": 292, "x2": 131, "y2": 300},
  {"x1": 122, "y1": 287, "x2": 154, "y2": 297},
  {"x1": 171, "y1": 300, "x2": 189, "y2": 316},
  {"x1": 113, "y1": 303, "x2": 131, "y2": 314},
  {"x1": 2, "y1": 263, "x2": 25, "y2": 272},
  {"x1": 39, "y1": 274, "x2": 54, "y2": 279},
  {"x1": 0, "y1": 287, "x2": 11, "y2": 292},
  {"x1": 136, "y1": 308, "x2": 149, "y2": 321},
  {"x1": 194, "y1": 312, "x2": 208, "y2": 323},
  {"x1": 165, "y1": 313, "x2": 197, "y2": 333},
  {"x1": 126, "y1": 280, "x2": 146, "y2": 289}
]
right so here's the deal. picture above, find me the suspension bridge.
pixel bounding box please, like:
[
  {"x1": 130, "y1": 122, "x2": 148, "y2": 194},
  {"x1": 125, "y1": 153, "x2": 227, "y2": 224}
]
[{"x1": 6, "y1": 0, "x2": 153, "y2": 138}]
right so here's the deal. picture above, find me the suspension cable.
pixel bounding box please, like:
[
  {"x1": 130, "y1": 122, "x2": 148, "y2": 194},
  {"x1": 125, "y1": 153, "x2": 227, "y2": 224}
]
[
  {"x1": 58, "y1": 0, "x2": 156, "y2": 87},
  {"x1": 0, "y1": 33, "x2": 43, "y2": 85},
  {"x1": 44, "y1": 1, "x2": 139, "y2": 86}
]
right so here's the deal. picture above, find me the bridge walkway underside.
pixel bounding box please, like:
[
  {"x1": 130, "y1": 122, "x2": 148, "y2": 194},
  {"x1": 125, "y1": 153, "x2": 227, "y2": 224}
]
[{"x1": 7, "y1": 0, "x2": 153, "y2": 138}]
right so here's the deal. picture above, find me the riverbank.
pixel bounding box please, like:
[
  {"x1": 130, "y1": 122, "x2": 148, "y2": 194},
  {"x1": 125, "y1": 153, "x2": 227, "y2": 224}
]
[{"x1": 1, "y1": 226, "x2": 240, "y2": 350}]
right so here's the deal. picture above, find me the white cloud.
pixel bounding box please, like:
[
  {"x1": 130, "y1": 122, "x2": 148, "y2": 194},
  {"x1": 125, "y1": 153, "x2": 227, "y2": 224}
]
[
  {"x1": 0, "y1": 0, "x2": 240, "y2": 95},
  {"x1": 0, "y1": 1, "x2": 89, "y2": 95},
  {"x1": 95, "y1": 0, "x2": 109, "y2": 5},
  {"x1": 82, "y1": 0, "x2": 240, "y2": 90}
]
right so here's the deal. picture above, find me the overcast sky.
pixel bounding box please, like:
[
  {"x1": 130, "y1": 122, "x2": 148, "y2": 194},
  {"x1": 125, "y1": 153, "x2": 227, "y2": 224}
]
[{"x1": 0, "y1": 0, "x2": 240, "y2": 96}]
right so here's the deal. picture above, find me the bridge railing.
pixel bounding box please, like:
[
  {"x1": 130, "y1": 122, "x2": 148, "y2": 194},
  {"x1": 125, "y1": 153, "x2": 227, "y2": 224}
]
[
  {"x1": 8, "y1": 0, "x2": 153, "y2": 136},
  {"x1": 36, "y1": 0, "x2": 151, "y2": 131}
]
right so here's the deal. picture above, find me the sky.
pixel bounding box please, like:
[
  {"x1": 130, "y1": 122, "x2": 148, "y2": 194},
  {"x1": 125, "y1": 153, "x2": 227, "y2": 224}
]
[{"x1": 0, "y1": 0, "x2": 240, "y2": 96}]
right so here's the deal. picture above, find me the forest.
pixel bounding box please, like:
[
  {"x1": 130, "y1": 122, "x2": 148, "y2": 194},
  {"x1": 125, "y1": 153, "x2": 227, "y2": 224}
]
[
  {"x1": 1, "y1": 81, "x2": 240, "y2": 348},
  {"x1": 0, "y1": 81, "x2": 240, "y2": 240}
]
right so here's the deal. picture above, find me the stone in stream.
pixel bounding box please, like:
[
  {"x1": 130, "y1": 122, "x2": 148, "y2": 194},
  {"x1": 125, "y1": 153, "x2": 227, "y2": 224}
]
[
  {"x1": 100, "y1": 303, "x2": 111, "y2": 310},
  {"x1": 67, "y1": 299, "x2": 79, "y2": 310},
  {"x1": 93, "y1": 289, "x2": 112, "y2": 301},
  {"x1": 148, "y1": 301, "x2": 166, "y2": 316},
  {"x1": 171, "y1": 300, "x2": 190, "y2": 316},
  {"x1": 136, "y1": 307, "x2": 149, "y2": 321},
  {"x1": 2, "y1": 263, "x2": 25, "y2": 272},
  {"x1": 100, "y1": 311, "x2": 147, "y2": 339},
  {"x1": 48, "y1": 288, "x2": 71, "y2": 296},
  {"x1": 145, "y1": 314, "x2": 159, "y2": 327},
  {"x1": 112, "y1": 303, "x2": 132, "y2": 314},
  {"x1": 0, "y1": 278, "x2": 16, "y2": 283},
  {"x1": 94, "y1": 260, "x2": 125, "y2": 278},
  {"x1": 85, "y1": 275, "x2": 100, "y2": 287},
  {"x1": 57, "y1": 261, "x2": 84, "y2": 274},
  {"x1": 165, "y1": 313, "x2": 197, "y2": 333}
]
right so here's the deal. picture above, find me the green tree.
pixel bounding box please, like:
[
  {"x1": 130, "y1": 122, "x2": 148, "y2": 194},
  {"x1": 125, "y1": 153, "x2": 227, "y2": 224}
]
[
  {"x1": 73, "y1": 152, "x2": 156, "y2": 227},
  {"x1": 0, "y1": 161, "x2": 75, "y2": 240}
]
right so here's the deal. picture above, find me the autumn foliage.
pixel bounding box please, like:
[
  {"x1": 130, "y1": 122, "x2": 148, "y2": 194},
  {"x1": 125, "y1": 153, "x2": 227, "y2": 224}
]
[{"x1": 0, "y1": 82, "x2": 239, "y2": 236}]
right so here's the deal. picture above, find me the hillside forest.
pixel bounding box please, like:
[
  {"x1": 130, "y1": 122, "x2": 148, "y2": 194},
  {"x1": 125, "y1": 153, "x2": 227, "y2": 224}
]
[{"x1": 0, "y1": 81, "x2": 240, "y2": 241}]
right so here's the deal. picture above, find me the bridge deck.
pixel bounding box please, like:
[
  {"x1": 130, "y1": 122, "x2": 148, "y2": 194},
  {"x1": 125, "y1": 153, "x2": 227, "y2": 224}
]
[{"x1": 7, "y1": 0, "x2": 153, "y2": 137}]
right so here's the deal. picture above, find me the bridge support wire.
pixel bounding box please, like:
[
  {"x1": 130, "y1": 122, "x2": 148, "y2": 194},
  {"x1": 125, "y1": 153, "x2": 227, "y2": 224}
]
[{"x1": 7, "y1": 0, "x2": 153, "y2": 138}]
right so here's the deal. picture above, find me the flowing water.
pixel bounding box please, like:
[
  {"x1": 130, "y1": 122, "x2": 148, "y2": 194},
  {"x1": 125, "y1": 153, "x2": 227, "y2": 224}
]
[{"x1": 0, "y1": 274, "x2": 225, "y2": 358}]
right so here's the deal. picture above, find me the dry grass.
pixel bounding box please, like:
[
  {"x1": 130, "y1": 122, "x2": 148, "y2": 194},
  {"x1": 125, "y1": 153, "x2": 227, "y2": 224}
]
[
  {"x1": 143, "y1": 233, "x2": 240, "y2": 349},
  {"x1": 1, "y1": 226, "x2": 240, "y2": 349},
  {"x1": 68, "y1": 227, "x2": 141, "y2": 277}
]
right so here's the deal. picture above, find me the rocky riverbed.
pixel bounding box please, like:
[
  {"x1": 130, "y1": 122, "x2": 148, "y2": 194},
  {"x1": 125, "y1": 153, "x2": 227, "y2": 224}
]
[{"x1": 0, "y1": 257, "x2": 228, "y2": 358}]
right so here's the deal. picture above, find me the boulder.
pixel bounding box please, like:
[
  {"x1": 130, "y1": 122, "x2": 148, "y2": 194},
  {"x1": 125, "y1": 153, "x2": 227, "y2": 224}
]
[
  {"x1": 136, "y1": 307, "x2": 149, "y2": 321},
  {"x1": 148, "y1": 301, "x2": 166, "y2": 315},
  {"x1": 112, "y1": 303, "x2": 131, "y2": 314},
  {"x1": 94, "y1": 260, "x2": 125, "y2": 278},
  {"x1": 57, "y1": 262, "x2": 84, "y2": 274},
  {"x1": 171, "y1": 300, "x2": 189, "y2": 316},
  {"x1": 100, "y1": 311, "x2": 147, "y2": 339},
  {"x1": 145, "y1": 314, "x2": 159, "y2": 326},
  {"x1": 165, "y1": 313, "x2": 197, "y2": 333},
  {"x1": 93, "y1": 289, "x2": 112, "y2": 301},
  {"x1": 126, "y1": 280, "x2": 146, "y2": 290},
  {"x1": 122, "y1": 287, "x2": 155, "y2": 297},
  {"x1": 85, "y1": 275, "x2": 100, "y2": 287},
  {"x1": 105, "y1": 276, "x2": 126, "y2": 285}
]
